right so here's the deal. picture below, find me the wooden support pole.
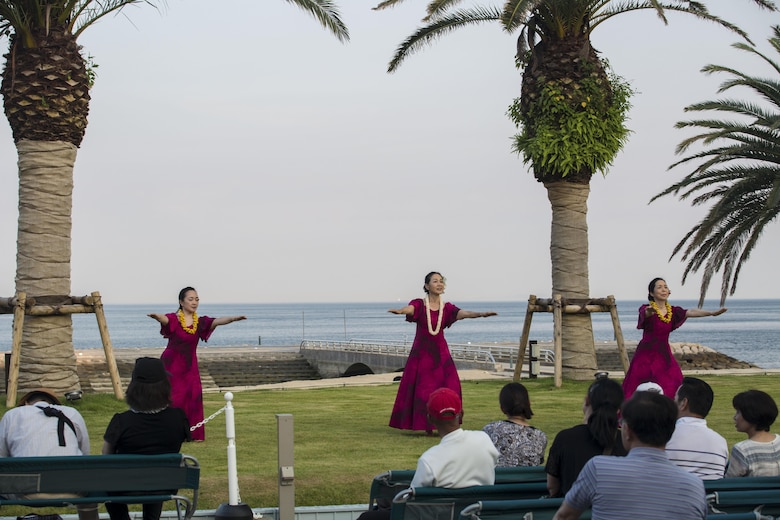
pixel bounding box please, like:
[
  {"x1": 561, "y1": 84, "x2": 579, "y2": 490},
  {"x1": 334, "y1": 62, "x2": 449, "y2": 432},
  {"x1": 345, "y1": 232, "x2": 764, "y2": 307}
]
[
  {"x1": 528, "y1": 304, "x2": 612, "y2": 314},
  {"x1": 608, "y1": 295, "x2": 629, "y2": 373},
  {"x1": 3, "y1": 290, "x2": 122, "y2": 402},
  {"x1": 0, "y1": 296, "x2": 35, "y2": 314},
  {"x1": 513, "y1": 293, "x2": 626, "y2": 387},
  {"x1": 513, "y1": 295, "x2": 537, "y2": 381},
  {"x1": 553, "y1": 294, "x2": 563, "y2": 388},
  {"x1": 92, "y1": 292, "x2": 124, "y2": 399},
  {"x1": 7, "y1": 292, "x2": 26, "y2": 407},
  {"x1": 71, "y1": 295, "x2": 95, "y2": 306},
  {"x1": 25, "y1": 304, "x2": 95, "y2": 315}
]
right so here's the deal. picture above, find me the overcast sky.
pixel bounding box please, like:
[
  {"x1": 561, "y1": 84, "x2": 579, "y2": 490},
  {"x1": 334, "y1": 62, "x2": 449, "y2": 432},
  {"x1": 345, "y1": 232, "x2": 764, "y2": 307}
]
[{"x1": 0, "y1": 2, "x2": 778, "y2": 305}]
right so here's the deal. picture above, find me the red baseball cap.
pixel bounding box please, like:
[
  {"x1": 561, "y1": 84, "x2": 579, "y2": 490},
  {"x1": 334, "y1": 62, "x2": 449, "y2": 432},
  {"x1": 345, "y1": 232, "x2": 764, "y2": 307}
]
[{"x1": 427, "y1": 388, "x2": 462, "y2": 421}]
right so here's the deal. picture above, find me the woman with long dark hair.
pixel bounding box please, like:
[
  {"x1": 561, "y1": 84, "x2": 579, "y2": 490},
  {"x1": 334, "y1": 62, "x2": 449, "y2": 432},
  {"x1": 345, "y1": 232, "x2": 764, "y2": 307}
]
[
  {"x1": 387, "y1": 272, "x2": 496, "y2": 433},
  {"x1": 546, "y1": 376, "x2": 626, "y2": 497},
  {"x1": 622, "y1": 277, "x2": 726, "y2": 399},
  {"x1": 148, "y1": 287, "x2": 245, "y2": 441}
]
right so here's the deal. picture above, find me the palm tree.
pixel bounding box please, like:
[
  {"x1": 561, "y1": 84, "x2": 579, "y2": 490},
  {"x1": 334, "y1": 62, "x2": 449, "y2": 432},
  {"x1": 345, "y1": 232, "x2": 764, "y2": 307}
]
[
  {"x1": 0, "y1": 0, "x2": 348, "y2": 395},
  {"x1": 652, "y1": 25, "x2": 780, "y2": 308},
  {"x1": 373, "y1": 0, "x2": 775, "y2": 380}
]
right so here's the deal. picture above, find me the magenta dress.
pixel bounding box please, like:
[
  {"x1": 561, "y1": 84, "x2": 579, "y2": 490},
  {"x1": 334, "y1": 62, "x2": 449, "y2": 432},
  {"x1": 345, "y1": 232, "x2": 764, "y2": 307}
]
[
  {"x1": 622, "y1": 304, "x2": 687, "y2": 400},
  {"x1": 389, "y1": 299, "x2": 462, "y2": 431},
  {"x1": 159, "y1": 313, "x2": 215, "y2": 442}
]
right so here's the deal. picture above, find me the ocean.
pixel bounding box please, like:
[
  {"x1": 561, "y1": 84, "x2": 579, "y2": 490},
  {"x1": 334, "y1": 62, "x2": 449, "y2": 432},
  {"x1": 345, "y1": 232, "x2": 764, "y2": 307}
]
[{"x1": 1, "y1": 299, "x2": 778, "y2": 368}]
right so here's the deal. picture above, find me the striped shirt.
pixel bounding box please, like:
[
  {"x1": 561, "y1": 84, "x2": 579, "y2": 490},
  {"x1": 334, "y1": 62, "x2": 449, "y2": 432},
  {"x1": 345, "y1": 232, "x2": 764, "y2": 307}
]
[
  {"x1": 565, "y1": 447, "x2": 706, "y2": 519},
  {"x1": 726, "y1": 434, "x2": 780, "y2": 477},
  {"x1": 666, "y1": 416, "x2": 728, "y2": 479}
]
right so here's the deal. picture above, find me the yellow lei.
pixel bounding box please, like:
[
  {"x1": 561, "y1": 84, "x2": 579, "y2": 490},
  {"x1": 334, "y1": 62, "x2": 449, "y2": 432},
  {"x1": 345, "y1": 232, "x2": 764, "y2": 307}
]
[
  {"x1": 177, "y1": 309, "x2": 199, "y2": 334},
  {"x1": 650, "y1": 300, "x2": 672, "y2": 323}
]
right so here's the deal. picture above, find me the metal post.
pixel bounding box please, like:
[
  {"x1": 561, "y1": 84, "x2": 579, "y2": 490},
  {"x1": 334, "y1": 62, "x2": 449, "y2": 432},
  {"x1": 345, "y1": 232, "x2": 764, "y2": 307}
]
[
  {"x1": 215, "y1": 392, "x2": 253, "y2": 520},
  {"x1": 528, "y1": 340, "x2": 539, "y2": 379},
  {"x1": 277, "y1": 414, "x2": 295, "y2": 520}
]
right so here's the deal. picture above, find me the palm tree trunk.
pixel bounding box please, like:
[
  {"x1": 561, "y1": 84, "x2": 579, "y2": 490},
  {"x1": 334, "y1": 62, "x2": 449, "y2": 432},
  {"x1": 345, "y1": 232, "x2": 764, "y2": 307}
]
[
  {"x1": 545, "y1": 181, "x2": 598, "y2": 380},
  {"x1": 15, "y1": 139, "x2": 80, "y2": 393}
]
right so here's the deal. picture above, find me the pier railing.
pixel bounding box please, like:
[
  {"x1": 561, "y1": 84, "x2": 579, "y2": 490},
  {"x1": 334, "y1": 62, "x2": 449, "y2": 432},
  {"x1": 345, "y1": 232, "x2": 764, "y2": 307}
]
[{"x1": 299, "y1": 339, "x2": 555, "y2": 367}]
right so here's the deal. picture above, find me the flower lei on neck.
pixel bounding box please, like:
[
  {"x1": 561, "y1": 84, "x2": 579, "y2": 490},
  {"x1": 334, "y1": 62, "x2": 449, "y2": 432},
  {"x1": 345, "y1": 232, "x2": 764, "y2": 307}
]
[
  {"x1": 424, "y1": 295, "x2": 445, "y2": 336},
  {"x1": 649, "y1": 300, "x2": 672, "y2": 323},
  {"x1": 177, "y1": 309, "x2": 199, "y2": 334}
]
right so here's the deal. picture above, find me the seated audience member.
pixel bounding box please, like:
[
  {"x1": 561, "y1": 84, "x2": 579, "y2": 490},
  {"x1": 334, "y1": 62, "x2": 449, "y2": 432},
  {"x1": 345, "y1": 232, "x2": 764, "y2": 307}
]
[
  {"x1": 358, "y1": 388, "x2": 499, "y2": 520},
  {"x1": 103, "y1": 357, "x2": 191, "y2": 520},
  {"x1": 553, "y1": 391, "x2": 707, "y2": 520},
  {"x1": 411, "y1": 387, "x2": 499, "y2": 488},
  {"x1": 483, "y1": 382, "x2": 547, "y2": 467},
  {"x1": 726, "y1": 389, "x2": 780, "y2": 477},
  {"x1": 0, "y1": 388, "x2": 98, "y2": 520},
  {"x1": 666, "y1": 377, "x2": 728, "y2": 479},
  {"x1": 546, "y1": 376, "x2": 626, "y2": 497}
]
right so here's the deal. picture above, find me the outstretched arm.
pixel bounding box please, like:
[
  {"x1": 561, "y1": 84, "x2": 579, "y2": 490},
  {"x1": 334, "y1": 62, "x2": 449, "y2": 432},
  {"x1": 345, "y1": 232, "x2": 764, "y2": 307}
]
[
  {"x1": 147, "y1": 313, "x2": 169, "y2": 326},
  {"x1": 388, "y1": 305, "x2": 414, "y2": 316},
  {"x1": 456, "y1": 310, "x2": 497, "y2": 320},
  {"x1": 211, "y1": 316, "x2": 247, "y2": 329},
  {"x1": 686, "y1": 308, "x2": 727, "y2": 318}
]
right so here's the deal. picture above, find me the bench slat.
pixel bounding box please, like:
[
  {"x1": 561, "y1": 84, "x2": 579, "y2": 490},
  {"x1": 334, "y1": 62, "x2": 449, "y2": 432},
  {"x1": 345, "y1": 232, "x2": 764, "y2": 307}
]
[{"x1": 0, "y1": 454, "x2": 199, "y2": 520}]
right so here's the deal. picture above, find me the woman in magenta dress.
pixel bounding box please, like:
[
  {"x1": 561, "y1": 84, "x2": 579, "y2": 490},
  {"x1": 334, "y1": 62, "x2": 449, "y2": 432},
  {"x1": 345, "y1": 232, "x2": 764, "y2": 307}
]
[
  {"x1": 388, "y1": 272, "x2": 496, "y2": 433},
  {"x1": 622, "y1": 277, "x2": 727, "y2": 399},
  {"x1": 148, "y1": 287, "x2": 246, "y2": 441}
]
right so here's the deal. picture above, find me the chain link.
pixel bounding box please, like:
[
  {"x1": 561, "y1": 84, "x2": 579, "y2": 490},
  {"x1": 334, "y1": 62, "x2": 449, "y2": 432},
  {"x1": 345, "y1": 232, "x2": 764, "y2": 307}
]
[{"x1": 190, "y1": 404, "x2": 227, "y2": 432}]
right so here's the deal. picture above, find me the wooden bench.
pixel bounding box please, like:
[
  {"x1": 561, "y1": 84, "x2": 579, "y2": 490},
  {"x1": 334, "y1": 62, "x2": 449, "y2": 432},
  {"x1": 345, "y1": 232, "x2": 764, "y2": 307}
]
[{"x1": 0, "y1": 453, "x2": 200, "y2": 520}]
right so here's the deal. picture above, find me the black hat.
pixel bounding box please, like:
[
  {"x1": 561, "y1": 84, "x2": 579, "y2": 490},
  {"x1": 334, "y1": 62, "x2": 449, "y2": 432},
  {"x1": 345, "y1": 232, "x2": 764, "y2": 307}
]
[{"x1": 132, "y1": 357, "x2": 168, "y2": 383}]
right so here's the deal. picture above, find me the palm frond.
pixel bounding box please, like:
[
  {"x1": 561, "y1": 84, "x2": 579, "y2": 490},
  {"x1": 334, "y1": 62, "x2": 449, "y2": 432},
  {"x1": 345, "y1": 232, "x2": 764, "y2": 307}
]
[
  {"x1": 422, "y1": 0, "x2": 465, "y2": 22},
  {"x1": 591, "y1": 2, "x2": 755, "y2": 44},
  {"x1": 655, "y1": 25, "x2": 780, "y2": 304},
  {"x1": 501, "y1": 0, "x2": 537, "y2": 33},
  {"x1": 372, "y1": 0, "x2": 407, "y2": 10},
  {"x1": 387, "y1": 6, "x2": 502, "y2": 73},
  {"x1": 283, "y1": 0, "x2": 349, "y2": 42}
]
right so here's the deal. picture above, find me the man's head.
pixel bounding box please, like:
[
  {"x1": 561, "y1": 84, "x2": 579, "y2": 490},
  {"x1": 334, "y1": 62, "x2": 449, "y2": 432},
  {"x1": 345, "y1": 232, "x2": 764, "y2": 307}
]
[
  {"x1": 675, "y1": 377, "x2": 714, "y2": 418},
  {"x1": 427, "y1": 388, "x2": 462, "y2": 434},
  {"x1": 621, "y1": 391, "x2": 678, "y2": 449},
  {"x1": 17, "y1": 388, "x2": 61, "y2": 407},
  {"x1": 635, "y1": 382, "x2": 663, "y2": 395}
]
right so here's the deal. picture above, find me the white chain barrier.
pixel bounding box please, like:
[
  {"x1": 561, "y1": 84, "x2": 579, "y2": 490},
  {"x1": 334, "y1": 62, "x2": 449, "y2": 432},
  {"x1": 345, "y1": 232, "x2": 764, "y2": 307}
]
[
  {"x1": 189, "y1": 393, "x2": 242, "y2": 505},
  {"x1": 190, "y1": 404, "x2": 227, "y2": 432}
]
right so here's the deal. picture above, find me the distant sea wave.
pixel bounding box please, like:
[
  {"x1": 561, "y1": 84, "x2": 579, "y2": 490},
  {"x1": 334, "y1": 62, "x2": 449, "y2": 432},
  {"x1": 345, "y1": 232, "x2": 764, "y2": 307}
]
[{"x1": 1, "y1": 299, "x2": 778, "y2": 368}]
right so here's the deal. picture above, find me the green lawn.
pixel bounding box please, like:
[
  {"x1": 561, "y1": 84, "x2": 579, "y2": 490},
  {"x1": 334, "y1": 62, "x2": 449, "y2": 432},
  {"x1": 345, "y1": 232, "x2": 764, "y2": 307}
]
[{"x1": 2, "y1": 373, "x2": 778, "y2": 512}]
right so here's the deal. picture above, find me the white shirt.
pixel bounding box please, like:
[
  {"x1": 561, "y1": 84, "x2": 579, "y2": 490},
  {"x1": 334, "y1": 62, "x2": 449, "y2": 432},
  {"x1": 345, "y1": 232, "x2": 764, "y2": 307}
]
[
  {"x1": 411, "y1": 428, "x2": 499, "y2": 488},
  {"x1": 666, "y1": 416, "x2": 728, "y2": 480},
  {"x1": 0, "y1": 402, "x2": 90, "y2": 457}
]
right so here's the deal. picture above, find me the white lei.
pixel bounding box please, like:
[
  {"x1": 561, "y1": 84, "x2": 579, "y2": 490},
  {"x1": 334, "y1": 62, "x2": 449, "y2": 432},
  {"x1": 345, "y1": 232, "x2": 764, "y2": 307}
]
[{"x1": 424, "y1": 295, "x2": 445, "y2": 336}]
